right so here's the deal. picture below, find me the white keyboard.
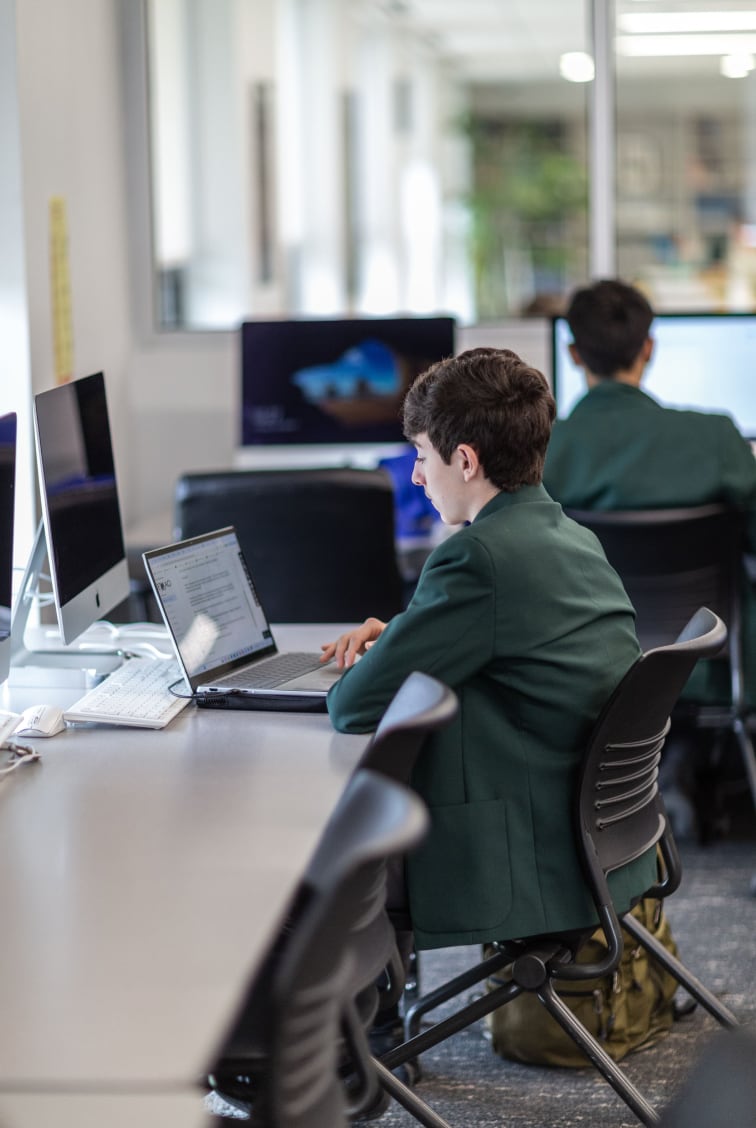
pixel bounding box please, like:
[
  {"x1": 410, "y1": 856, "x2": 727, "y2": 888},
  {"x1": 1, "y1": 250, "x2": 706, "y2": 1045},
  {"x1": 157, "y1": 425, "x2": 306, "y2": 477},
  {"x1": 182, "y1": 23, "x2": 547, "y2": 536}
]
[{"x1": 64, "y1": 658, "x2": 191, "y2": 729}]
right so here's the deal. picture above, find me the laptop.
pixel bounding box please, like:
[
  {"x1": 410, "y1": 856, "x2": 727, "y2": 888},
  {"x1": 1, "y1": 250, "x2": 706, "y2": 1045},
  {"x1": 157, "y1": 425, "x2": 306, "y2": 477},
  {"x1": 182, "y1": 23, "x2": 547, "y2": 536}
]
[{"x1": 142, "y1": 526, "x2": 343, "y2": 711}]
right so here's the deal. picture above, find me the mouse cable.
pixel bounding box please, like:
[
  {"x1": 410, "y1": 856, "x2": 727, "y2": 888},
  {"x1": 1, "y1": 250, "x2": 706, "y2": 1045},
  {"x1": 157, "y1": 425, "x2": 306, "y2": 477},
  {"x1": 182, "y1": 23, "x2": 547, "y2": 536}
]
[{"x1": 0, "y1": 744, "x2": 42, "y2": 775}]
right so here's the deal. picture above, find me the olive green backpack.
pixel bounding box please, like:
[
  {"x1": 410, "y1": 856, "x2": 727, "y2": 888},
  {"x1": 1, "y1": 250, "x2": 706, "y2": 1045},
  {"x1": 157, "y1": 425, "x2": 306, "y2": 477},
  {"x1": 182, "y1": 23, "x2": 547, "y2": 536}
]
[{"x1": 485, "y1": 898, "x2": 679, "y2": 1066}]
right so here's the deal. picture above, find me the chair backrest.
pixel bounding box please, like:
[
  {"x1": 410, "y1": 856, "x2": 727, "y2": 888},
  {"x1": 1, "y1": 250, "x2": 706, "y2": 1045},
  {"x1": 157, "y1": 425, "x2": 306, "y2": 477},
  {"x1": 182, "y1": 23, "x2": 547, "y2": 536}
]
[
  {"x1": 563, "y1": 504, "x2": 743, "y2": 655},
  {"x1": 174, "y1": 468, "x2": 405, "y2": 622},
  {"x1": 563, "y1": 607, "x2": 727, "y2": 981},
  {"x1": 267, "y1": 769, "x2": 428, "y2": 1128},
  {"x1": 356, "y1": 671, "x2": 459, "y2": 785}
]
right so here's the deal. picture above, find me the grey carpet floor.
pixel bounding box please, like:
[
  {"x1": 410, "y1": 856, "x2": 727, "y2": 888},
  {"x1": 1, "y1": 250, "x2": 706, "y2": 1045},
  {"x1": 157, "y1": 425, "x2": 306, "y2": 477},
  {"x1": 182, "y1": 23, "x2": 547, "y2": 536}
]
[{"x1": 378, "y1": 836, "x2": 756, "y2": 1128}]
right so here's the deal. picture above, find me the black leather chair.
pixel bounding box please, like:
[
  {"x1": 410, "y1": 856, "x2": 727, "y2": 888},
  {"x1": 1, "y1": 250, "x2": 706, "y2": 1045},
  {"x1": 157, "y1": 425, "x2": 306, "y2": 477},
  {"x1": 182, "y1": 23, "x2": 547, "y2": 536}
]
[
  {"x1": 380, "y1": 609, "x2": 737, "y2": 1128},
  {"x1": 174, "y1": 468, "x2": 405, "y2": 623},
  {"x1": 564, "y1": 504, "x2": 756, "y2": 818}
]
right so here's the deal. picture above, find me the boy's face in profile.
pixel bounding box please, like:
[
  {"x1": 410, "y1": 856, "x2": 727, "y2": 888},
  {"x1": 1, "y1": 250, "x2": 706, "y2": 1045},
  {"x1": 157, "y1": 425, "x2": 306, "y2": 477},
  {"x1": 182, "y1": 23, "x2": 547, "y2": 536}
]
[{"x1": 411, "y1": 433, "x2": 469, "y2": 526}]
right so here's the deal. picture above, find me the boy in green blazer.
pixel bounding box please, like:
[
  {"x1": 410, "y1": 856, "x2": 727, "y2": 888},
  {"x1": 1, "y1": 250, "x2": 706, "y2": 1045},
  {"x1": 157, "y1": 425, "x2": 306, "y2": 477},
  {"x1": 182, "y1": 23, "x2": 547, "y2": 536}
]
[
  {"x1": 544, "y1": 279, "x2": 756, "y2": 834},
  {"x1": 323, "y1": 348, "x2": 656, "y2": 953},
  {"x1": 543, "y1": 283, "x2": 756, "y2": 688}
]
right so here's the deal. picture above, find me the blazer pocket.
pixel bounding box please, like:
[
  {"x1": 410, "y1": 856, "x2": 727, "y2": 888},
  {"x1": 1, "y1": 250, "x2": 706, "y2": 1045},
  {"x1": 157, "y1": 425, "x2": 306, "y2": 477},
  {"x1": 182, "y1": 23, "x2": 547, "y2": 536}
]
[{"x1": 407, "y1": 798, "x2": 512, "y2": 935}]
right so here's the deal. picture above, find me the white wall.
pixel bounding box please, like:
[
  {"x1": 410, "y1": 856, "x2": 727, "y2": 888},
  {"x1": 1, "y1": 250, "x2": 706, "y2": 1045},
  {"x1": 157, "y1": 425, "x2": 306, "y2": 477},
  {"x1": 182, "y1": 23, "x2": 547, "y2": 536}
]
[
  {"x1": 15, "y1": 0, "x2": 133, "y2": 509},
  {"x1": 457, "y1": 321, "x2": 551, "y2": 378},
  {"x1": 124, "y1": 333, "x2": 237, "y2": 529},
  {"x1": 14, "y1": 0, "x2": 239, "y2": 533},
  {"x1": 0, "y1": 0, "x2": 34, "y2": 561}
]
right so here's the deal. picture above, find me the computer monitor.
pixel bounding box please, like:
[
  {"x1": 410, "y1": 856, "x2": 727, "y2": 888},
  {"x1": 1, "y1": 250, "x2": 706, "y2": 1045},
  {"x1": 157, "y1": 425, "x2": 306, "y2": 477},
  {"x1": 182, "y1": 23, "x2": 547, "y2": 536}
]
[
  {"x1": 0, "y1": 412, "x2": 16, "y2": 685},
  {"x1": 551, "y1": 312, "x2": 756, "y2": 438},
  {"x1": 32, "y1": 372, "x2": 130, "y2": 646},
  {"x1": 239, "y1": 316, "x2": 456, "y2": 464}
]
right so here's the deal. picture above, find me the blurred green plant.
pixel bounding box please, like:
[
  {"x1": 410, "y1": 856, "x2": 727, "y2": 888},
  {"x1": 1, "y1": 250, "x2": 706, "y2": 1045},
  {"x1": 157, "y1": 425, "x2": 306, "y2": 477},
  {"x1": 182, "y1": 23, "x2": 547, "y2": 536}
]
[{"x1": 459, "y1": 114, "x2": 588, "y2": 317}]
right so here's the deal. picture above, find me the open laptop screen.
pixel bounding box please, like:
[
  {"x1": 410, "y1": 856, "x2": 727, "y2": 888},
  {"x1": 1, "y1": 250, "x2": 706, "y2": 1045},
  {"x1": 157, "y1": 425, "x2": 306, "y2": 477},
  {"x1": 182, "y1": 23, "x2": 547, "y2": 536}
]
[{"x1": 144, "y1": 528, "x2": 276, "y2": 679}]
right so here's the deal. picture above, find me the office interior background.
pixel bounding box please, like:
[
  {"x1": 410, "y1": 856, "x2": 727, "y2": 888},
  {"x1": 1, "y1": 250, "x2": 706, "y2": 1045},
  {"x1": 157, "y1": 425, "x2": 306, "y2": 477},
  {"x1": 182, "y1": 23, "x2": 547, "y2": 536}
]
[{"x1": 4, "y1": 0, "x2": 756, "y2": 572}]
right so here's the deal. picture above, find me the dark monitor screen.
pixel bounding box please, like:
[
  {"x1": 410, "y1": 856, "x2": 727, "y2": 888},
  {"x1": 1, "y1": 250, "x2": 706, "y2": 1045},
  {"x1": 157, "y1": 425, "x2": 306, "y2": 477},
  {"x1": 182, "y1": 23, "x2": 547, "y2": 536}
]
[
  {"x1": 551, "y1": 312, "x2": 756, "y2": 437},
  {"x1": 33, "y1": 372, "x2": 129, "y2": 645},
  {"x1": 0, "y1": 412, "x2": 16, "y2": 683},
  {"x1": 240, "y1": 316, "x2": 456, "y2": 447}
]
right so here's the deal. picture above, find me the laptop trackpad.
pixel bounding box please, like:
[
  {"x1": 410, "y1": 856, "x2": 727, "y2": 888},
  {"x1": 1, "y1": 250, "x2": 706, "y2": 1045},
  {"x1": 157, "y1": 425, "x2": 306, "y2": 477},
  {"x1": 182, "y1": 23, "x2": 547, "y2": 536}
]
[{"x1": 283, "y1": 666, "x2": 343, "y2": 692}]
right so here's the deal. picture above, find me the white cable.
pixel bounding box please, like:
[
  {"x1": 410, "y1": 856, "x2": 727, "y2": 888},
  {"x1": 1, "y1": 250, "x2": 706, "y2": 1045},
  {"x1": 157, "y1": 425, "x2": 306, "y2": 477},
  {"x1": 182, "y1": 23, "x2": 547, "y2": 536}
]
[{"x1": 0, "y1": 745, "x2": 41, "y2": 775}]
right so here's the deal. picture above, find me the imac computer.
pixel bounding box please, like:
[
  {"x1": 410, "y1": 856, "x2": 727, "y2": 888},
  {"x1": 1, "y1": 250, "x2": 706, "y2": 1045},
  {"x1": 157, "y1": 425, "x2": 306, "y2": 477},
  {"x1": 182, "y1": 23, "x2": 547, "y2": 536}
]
[
  {"x1": 238, "y1": 315, "x2": 456, "y2": 467},
  {"x1": 551, "y1": 312, "x2": 756, "y2": 438},
  {"x1": 0, "y1": 413, "x2": 16, "y2": 686},
  {"x1": 12, "y1": 373, "x2": 130, "y2": 668}
]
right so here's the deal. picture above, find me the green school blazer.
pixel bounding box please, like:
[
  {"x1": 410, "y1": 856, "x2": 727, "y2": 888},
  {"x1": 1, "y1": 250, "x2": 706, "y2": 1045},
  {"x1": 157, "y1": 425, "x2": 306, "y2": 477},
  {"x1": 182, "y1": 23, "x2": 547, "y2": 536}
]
[
  {"x1": 327, "y1": 485, "x2": 656, "y2": 950},
  {"x1": 544, "y1": 381, "x2": 756, "y2": 706}
]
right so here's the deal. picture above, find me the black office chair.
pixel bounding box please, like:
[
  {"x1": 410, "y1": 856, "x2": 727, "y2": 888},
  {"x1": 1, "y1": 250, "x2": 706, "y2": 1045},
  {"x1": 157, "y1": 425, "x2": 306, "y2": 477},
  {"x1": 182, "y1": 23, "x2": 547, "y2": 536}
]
[
  {"x1": 174, "y1": 468, "x2": 405, "y2": 622},
  {"x1": 356, "y1": 671, "x2": 460, "y2": 1004},
  {"x1": 564, "y1": 505, "x2": 756, "y2": 818},
  {"x1": 378, "y1": 608, "x2": 737, "y2": 1128},
  {"x1": 207, "y1": 768, "x2": 444, "y2": 1127},
  {"x1": 356, "y1": 670, "x2": 460, "y2": 786},
  {"x1": 208, "y1": 672, "x2": 459, "y2": 1128}
]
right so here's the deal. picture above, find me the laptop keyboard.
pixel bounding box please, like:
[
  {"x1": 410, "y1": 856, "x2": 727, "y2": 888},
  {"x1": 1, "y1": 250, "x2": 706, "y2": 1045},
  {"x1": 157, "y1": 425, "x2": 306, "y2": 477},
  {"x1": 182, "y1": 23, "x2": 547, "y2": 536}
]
[{"x1": 224, "y1": 652, "x2": 324, "y2": 689}]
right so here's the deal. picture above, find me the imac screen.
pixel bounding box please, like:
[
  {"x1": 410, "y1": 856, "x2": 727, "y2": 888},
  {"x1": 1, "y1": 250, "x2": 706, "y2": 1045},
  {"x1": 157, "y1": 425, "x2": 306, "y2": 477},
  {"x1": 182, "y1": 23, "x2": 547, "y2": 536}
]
[
  {"x1": 0, "y1": 413, "x2": 16, "y2": 683},
  {"x1": 33, "y1": 373, "x2": 129, "y2": 645},
  {"x1": 240, "y1": 316, "x2": 456, "y2": 447},
  {"x1": 551, "y1": 312, "x2": 756, "y2": 437}
]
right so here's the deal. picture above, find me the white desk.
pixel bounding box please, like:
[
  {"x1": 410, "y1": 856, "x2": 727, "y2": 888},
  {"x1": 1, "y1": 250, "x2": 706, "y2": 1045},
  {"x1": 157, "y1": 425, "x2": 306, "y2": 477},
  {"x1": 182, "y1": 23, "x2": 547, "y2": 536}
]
[
  {"x1": 0, "y1": 626, "x2": 366, "y2": 1094},
  {"x1": 0, "y1": 1091, "x2": 213, "y2": 1128}
]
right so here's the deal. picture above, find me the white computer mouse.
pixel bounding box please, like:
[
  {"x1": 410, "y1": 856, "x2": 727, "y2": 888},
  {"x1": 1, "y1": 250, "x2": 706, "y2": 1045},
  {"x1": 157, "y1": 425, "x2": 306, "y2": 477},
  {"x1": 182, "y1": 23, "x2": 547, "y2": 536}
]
[{"x1": 15, "y1": 704, "x2": 66, "y2": 738}]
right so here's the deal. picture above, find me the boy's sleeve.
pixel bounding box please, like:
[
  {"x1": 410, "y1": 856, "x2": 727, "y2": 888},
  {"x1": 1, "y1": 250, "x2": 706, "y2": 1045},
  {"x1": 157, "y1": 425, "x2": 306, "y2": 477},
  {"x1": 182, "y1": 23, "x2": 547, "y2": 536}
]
[{"x1": 327, "y1": 532, "x2": 497, "y2": 733}]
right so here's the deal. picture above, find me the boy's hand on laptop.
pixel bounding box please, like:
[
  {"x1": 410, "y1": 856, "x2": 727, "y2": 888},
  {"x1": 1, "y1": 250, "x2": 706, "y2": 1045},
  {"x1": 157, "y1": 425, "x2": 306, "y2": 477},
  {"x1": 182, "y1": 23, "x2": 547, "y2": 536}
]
[{"x1": 320, "y1": 618, "x2": 386, "y2": 670}]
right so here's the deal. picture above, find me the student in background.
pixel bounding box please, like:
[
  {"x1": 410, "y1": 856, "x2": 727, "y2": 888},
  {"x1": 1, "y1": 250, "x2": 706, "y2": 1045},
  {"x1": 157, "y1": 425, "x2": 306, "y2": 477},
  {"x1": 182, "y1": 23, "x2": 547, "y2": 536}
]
[
  {"x1": 543, "y1": 278, "x2": 756, "y2": 835},
  {"x1": 544, "y1": 279, "x2": 756, "y2": 526}
]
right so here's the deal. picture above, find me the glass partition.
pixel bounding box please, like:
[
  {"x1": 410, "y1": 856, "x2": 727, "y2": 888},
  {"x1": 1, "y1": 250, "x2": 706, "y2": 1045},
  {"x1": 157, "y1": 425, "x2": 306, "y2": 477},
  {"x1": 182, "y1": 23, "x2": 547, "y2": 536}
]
[
  {"x1": 145, "y1": 0, "x2": 590, "y2": 328},
  {"x1": 615, "y1": 0, "x2": 756, "y2": 311},
  {"x1": 146, "y1": 0, "x2": 756, "y2": 328}
]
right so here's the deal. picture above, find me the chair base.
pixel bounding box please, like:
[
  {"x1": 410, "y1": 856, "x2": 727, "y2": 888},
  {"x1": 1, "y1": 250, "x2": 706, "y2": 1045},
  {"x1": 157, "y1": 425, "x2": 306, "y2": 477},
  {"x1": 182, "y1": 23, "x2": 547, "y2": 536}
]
[
  {"x1": 395, "y1": 921, "x2": 739, "y2": 1128},
  {"x1": 620, "y1": 913, "x2": 738, "y2": 1029},
  {"x1": 371, "y1": 1058, "x2": 452, "y2": 1128},
  {"x1": 390, "y1": 950, "x2": 664, "y2": 1123}
]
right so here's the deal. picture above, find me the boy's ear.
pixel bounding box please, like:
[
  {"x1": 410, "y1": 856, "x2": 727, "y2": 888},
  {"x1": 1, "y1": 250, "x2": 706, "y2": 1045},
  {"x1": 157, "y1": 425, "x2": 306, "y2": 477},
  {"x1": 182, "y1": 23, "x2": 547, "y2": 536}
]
[
  {"x1": 568, "y1": 343, "x2": 585, "y2": 368},
  {"x1": 456, "y1": 443, "x2": 481, "y2": 481},
  {"x1": 641, "y1": 336, "x2": 654, "y2": 365}
]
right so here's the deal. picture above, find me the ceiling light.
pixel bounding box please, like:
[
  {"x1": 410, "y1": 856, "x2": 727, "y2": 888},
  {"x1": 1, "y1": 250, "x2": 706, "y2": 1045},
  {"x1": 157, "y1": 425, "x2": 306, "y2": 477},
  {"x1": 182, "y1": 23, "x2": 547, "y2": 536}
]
[
  {"x1": 617, "y1": 33, "x2": 756, "y2": 57},
  {"x1": 620, "y1": 11, "x2": 756, "y2": 35},
  {"x1": 721, "y1": 52, "x2": 755, "y2": 78},
  {"x1": 559, "y1": 51, "x2": 595, "y2": 83}
]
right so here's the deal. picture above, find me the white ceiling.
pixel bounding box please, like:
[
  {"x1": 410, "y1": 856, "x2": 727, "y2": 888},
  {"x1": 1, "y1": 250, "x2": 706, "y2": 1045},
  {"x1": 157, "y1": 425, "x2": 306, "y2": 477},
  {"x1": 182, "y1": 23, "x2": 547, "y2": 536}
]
[
  {"x1": 381, "y1": 0, "x2": 756, "y2": 84},
  {"x1": 404, "y1": 0, "x2": 586, "y2": 81}
]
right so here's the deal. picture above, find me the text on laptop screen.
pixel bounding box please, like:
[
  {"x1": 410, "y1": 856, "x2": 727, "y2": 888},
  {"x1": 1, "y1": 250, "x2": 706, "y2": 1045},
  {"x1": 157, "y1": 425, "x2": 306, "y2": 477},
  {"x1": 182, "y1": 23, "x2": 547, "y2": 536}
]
[
  {"x1": 551, "y1": 312, "x2": 756, "y2": 437},
  {"x1": 147, "y1": 530, "x2": 274, "y2": 676}
]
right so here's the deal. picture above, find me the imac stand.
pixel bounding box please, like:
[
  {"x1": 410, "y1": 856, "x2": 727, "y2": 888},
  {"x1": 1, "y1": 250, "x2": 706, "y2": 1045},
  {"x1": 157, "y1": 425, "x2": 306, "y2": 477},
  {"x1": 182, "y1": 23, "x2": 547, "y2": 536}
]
[{"x1": 9, "y1": 522, "x2": 123, "y2": 689}]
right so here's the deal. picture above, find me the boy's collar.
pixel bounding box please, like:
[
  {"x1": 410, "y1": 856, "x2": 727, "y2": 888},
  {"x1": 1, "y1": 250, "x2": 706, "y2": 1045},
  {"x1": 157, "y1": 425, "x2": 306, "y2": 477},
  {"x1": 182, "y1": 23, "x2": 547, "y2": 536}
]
[{"x1": 473, "y1": 483, "x2": 550, "y2": 522}]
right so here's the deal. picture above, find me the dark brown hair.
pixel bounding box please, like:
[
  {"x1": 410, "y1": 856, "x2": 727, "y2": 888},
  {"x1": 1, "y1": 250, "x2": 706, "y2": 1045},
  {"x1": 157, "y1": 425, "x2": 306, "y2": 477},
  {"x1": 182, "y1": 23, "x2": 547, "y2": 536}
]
[
  {"x1": 402, "y1": 347, "x2": 556, "y2": 492},
  {"x1": 567, "y1": 279, "x2": 654, "y2": 377}
]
